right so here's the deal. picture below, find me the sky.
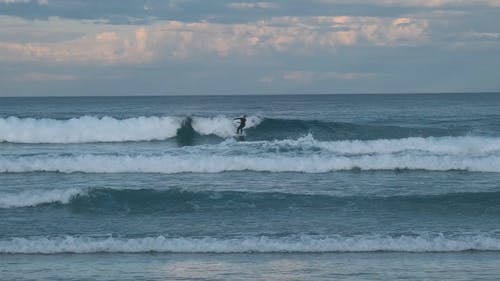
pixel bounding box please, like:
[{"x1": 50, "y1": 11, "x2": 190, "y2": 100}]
[{"x1": 0, "y1": 0, "x2": 499, "y2": 96}]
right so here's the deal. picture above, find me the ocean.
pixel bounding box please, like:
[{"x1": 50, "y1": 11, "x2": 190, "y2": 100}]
[{"x1": 1, "y1": 93, "x2": 500, "y2": 280}]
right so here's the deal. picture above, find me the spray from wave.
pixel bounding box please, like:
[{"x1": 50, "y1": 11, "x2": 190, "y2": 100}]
[{"x1": 191, "y1": 116, "x2": 261, "y2": 138}]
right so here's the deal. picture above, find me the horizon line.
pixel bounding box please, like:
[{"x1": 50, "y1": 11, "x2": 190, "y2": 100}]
[{"x1": 1, "y1": 91, "x2": 499, "y2": 98}]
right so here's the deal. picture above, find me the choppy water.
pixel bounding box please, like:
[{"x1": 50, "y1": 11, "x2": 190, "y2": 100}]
[{"x1": 1, "y1": 93, "x2": 500, "y2": 280}]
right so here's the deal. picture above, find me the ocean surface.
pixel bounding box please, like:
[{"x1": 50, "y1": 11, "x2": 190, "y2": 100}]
[{"x1": 1, "y1": 93, "x2": 500, "y2": 280}]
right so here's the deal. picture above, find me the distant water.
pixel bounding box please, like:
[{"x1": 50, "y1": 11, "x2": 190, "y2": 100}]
[{"x1": 1, "y1": 93, "x2": 500, "y2": 280}]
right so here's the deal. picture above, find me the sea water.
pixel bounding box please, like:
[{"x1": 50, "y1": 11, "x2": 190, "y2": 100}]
[{"x1": 1, "y1": 93, "x2": 500, "y2": 280}]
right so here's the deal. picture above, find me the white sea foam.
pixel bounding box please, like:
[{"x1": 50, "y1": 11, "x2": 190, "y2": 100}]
[
  {"x1": 0, "y1": 116, "x2": 183, "y2": 143},
  {"x1": 0, "y1": 115, "x2": 262, "y2": 143},
  {"x1": 191, "y1": 116, "x2": 262, "y2": 138},
  {"x1": 1, "y1": 149, "x2": 500, "y2": 173},
  {"x1": 1, "y1": 234, "x2": 498, "y2": 254},
  {"x1": 263, "y1": 134, "x2": 500, "y2": 156},
  {"x1": 0, "y1": 187, "x2": 86, "y2": 208}
]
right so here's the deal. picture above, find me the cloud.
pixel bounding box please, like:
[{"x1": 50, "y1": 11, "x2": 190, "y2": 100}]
[
  {"x1": 0, "y1": 24, "x2": 154, "y2": 64},
  {"x1": 135, "y1": 27, "x2": 148, "y2": 52},
  {"x1": 467, "y1": 31, "x2": 499, "y2": 39},
  {"x1": 157, "y1": 16, "x2": 428, "y2": 58},
  {"x1": 15, "y1": 72, "x2": 79, "y2": 81},
  {"x1": 383, "y1": 0, "x2": 500, "y2": 7},
  {"x1": 0, "y1": 0, "x2": 48, "y2": 4},
  {"x1": 229, "y1": 2, "x2": 276, "y2": 10},
  {"x1": 0, "y1": 15, "x2": 429, "y2": 64},
  {"x1": 262, "y1": 71, "x2": 377, "y2": 83},
  {"x1": 320, "y1": 0, "x2": 500, "y2": 7},
  {"x1": 95, "y1": 32, "x2": 119, "y2": 42}
]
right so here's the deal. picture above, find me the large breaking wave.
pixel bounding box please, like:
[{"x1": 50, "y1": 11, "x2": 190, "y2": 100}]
[
  {"x1": 1, "y1": 233, "x2": 499, "y2": 254},
  {"x1": 0, "y1": 116, "x2": 262, "y2": 143},
  {"x1": 1, "y1": 115, "x2": 457, "y2": 143},
  {"x1": 0, "y1": 116, "x2": 183, "y2": 143}
]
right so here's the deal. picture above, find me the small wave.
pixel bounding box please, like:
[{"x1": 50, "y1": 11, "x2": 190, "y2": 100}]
[
  {"x1": 264, "y1": 134, "x2": 500, "y2": 156},
  {"x1": 1, "y1": 234, "x2": 499, "y2": 254},
  {"x1": 3, "y1": 188, "x2": 500, "y2": 212},
  {"x1": 1, "y1": 150, "x2": 500, "y2": 173},
  {"x1": 0, "y1": 187, "x2": 86, "y2": 208}
]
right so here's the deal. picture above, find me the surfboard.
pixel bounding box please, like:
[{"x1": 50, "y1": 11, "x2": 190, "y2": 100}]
[{"x1": 233, "y1": 132, "x2": 246, "y2": 141}]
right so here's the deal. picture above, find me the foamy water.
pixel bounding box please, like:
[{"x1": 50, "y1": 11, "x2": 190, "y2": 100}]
[{"x1": 2, "y1": 233, "x2": 498, "y2": 254}]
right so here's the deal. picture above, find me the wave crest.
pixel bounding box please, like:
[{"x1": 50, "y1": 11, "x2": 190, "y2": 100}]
[
  {"x1": 191, "y1": 116, "x2": 261, "y2": 138},
  {"x1": 0, "y1": 187, "x2": 86, "y2": 208},
  {"x1": 1, "y1": 234, "x2": 498, "y2": 254},
  {"x1": 1, "y1": 115, "x2": 454, "y2": 143},
  {"x1": 1, "y1": 150, "x2": 499, "y2": 173},
  {"x1": 0, "y1": 116, "x2": 183, "y2": 143}
]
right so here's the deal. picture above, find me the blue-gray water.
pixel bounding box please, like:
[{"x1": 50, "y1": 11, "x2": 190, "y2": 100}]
[{"x1": 1, "y1": 93, "x2": 500, "y2": 280}]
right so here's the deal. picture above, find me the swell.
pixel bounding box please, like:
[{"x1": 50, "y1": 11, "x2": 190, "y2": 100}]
[
  {"x1": 0, "y1": 187, "x2": 86, "y2": 208},
  {"x1": 1, "y1": 115, "x2": 458, "y2": 144},
  {"x1": 1, "y1": 233, "x2": 499, "y2": 254},
  {"x1": 3, "y1": 188, "x2": 500, "y2": 213},
  {"x1": 247, "y1": 118, "x2": 457, "y2": 141}
]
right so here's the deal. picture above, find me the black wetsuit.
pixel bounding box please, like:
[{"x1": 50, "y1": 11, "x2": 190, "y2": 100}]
[{"x1": 235, "y1": 117, "x2": 246, "y2": 134}]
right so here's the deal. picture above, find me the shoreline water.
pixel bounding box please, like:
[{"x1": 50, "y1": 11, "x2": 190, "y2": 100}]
[{"x1": 2, "y1": 252, "x2": 500, "y2": 281}]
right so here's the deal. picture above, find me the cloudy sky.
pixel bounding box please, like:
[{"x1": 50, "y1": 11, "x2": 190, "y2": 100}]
[{"x1": 0, "y1": 0, "x2": 499, "y2": 96}]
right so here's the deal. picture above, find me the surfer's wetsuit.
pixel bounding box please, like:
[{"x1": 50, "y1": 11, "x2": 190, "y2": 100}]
[{"x1": 235, "y1": 116, "x2": 247, "y2": 134}]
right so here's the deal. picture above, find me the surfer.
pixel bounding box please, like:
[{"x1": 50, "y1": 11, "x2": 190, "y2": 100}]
[{"x1": 234, "y1": 115, "x2": 247, "y2": 135}]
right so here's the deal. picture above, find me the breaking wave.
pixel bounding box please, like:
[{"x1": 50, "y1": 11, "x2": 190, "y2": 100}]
[
  {"x1": 1, "y1": 115, "x2": 456, "y2": 144},
  {"x1": 1, "y1": 233, "x2": 499, "y2": 254},
  {"x1": 0, "y1": 137, "x2": 500, "y2": 174},
  {"x1": 2, "y1": 188, "x2": 499, "y2": 214},
  {"x1": 0, "y1": 115, "x2": 262, "y2": 143},
  {"x1": 0, "y1": 116, "x2": 183, "y2": 143},
  {"x1": 0, "y1": 187, "x2": 87, "y2": 208}
]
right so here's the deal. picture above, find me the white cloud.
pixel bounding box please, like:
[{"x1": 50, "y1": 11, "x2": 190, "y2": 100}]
[
  {"x1": 156, "y1": 16, "x2": 428, "y2": 58},
  {"x1": 0, "y1": 0, "x2": 48, "y2": 4},
  {"x1": 383, "y1": 0, "x2": 500, "y2": 7},
  {"x1": 15, "y1": 72, "x2": 79, "y2": 81},
  {"x1": 95, "y1": 32, "x2": 119, "y2": 41},
  {"x1": 262, "y1": 71, "x2": 377, "y2": 83},
  {"x1": 229, "y1": 2, "x2": 276, "y2": 9},
  {"x1": 320, "y1": 0, "x2": 500, "y2": 7},
  {"x1": 0, "y1": 25, "x2": 154, "y2": 64},
  {"x1": 0, "y1": 0, "x2": 28, "y2": 3},
  {"x1": 467, "y1": 31, "x2": 499, "y2": 39}
]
